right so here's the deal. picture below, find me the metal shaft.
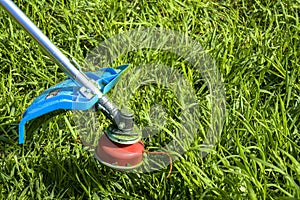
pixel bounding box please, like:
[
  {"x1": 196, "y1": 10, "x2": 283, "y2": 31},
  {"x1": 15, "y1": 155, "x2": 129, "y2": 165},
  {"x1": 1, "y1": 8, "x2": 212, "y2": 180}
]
[{"x1": 0, "y1": 0, "x2": 102, "y2": 97}]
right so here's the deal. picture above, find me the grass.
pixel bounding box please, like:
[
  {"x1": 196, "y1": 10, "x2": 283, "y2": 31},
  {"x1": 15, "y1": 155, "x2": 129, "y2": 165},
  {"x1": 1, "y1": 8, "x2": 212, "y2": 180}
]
[{"x1": 0, "y1": 0, "x2": 300, "y2": 199}]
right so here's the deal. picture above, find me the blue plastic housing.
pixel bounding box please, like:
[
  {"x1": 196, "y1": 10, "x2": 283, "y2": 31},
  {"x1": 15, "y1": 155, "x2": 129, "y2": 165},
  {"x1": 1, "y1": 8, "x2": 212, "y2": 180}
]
[{"x1": 19, "y1": 65, "x2": 129, "y2": 144}]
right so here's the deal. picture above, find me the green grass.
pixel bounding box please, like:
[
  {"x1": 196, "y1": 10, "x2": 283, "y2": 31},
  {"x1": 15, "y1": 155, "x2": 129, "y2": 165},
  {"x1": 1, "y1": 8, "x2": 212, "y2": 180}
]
[{"x1": 1, "y1": 0, "x2": 300, "y2": 199}]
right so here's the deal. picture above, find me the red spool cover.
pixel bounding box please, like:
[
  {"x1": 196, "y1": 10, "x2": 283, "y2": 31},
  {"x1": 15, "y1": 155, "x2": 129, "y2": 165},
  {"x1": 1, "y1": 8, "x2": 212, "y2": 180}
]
[{"x1": 96, "y1": 134, "x2": 144, "y2": 167}]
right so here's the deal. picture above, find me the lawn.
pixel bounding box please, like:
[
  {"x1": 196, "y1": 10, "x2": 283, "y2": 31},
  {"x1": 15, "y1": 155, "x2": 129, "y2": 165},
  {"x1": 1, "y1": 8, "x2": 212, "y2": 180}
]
[{"x1": 0, "y1": 0, "x2": 299, "y2": 199}]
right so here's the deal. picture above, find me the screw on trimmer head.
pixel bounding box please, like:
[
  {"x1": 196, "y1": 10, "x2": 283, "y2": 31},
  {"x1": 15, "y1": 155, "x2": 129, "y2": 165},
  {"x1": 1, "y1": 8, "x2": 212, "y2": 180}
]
[{"x1": 94, "y1": 103, "x2": 144, "y2": 169}]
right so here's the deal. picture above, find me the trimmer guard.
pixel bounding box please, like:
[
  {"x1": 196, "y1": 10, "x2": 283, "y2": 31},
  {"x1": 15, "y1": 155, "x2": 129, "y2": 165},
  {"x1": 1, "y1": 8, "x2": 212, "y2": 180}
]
[{"x1": 19, "y1": 65, "x2": 129, "y2": 144}]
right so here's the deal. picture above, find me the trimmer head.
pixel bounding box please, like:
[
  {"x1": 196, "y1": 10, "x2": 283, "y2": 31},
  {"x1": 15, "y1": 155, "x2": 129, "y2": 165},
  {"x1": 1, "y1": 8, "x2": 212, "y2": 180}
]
[{"x1": 95, "y1": 134, "x2": 144, "y2": 170}]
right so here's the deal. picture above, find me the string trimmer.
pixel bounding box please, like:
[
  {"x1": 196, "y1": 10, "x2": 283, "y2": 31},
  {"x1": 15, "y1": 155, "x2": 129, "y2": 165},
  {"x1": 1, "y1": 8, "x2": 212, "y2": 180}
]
[{"x1": 0, "y1": 0, "x2": 144, "y2": 170}]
